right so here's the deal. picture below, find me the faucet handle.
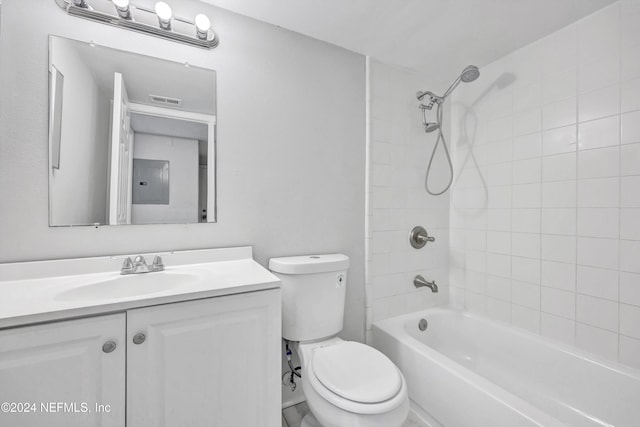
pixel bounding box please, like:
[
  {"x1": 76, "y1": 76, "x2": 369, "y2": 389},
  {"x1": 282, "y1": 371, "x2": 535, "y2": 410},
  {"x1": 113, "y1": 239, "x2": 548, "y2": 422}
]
[
  {"x1": 121, "y1": 257, "x2": 134, "y2": 275},
  {"x1": 151, "y1": 255, "x2": 164, "y2": 272}
]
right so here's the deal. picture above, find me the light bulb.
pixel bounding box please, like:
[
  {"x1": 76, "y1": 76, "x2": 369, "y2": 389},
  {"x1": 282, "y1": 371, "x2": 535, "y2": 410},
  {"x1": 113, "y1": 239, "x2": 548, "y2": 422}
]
[
  {"x1": 73, "y1": 0, "x2": 88, "y2": 7},
  {"x1": 155, "y1": 2, "x2": 173, "y2": 30},
  {"x1": 112, "y1": 0, "x2": 131, "y2": 19},
  {"x1": 195, "y1": 14, "x2": 211, "y2": 40}
]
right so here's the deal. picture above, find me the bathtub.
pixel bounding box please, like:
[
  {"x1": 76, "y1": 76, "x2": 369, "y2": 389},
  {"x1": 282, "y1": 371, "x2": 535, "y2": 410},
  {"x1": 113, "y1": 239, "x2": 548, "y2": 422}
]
[{"x1": 373, "y1": 308, "x2": 640, "y2": 427}]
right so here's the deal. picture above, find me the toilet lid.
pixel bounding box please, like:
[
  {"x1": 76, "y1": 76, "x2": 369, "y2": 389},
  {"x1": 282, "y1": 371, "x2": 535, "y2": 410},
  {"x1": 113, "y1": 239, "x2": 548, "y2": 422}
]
[{"x1": 310, "y1": 341, "x2": 402, "y2": 404}]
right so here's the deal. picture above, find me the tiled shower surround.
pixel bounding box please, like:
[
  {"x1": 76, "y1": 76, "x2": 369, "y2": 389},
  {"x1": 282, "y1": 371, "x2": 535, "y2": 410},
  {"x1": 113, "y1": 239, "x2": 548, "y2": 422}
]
[
  {"x1": 365, "y1": 59, "x2": 450, "y2": 342},
  {"x1": 449, "y1": 1, "x2": 640, "y2": 368}
]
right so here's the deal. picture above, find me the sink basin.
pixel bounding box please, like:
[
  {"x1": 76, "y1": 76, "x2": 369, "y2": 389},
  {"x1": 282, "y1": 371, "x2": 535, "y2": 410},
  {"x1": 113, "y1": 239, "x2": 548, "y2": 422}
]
[{"x1": 55, "y1": 271, "x2": 199, "y2": 301}]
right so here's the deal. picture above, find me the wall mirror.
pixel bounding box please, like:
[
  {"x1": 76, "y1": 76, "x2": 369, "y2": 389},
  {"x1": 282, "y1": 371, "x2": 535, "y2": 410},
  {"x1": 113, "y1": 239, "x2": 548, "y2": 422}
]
[{"x1": 48, "y1": 35, "x2": 216, "y2": 226}]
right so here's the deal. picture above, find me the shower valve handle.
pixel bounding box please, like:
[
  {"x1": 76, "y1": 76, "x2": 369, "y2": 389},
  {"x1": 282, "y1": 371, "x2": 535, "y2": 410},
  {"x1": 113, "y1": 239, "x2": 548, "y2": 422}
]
[
  {"x1": 416, "y1": 233, "x2": 435, "y2": 243},
  {"x1": 410, "y1": 226, "x2": 435, "y2": 249}
]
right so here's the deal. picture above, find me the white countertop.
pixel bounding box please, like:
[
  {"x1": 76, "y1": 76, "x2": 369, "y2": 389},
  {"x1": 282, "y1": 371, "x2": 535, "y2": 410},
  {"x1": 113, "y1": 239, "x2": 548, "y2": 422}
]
[{"x1": 0, "y1": 247, "x2": 280, "y2": 329}]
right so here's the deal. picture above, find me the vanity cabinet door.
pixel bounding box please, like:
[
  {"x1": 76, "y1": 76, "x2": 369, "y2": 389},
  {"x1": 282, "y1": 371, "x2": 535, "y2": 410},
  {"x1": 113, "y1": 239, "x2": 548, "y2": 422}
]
[
  {"x1": 0, "y1": 314, "x2": 126, "y2": 427},
  {"x1": 126, "y1": 289, "x2": 281, "y2": 427}
]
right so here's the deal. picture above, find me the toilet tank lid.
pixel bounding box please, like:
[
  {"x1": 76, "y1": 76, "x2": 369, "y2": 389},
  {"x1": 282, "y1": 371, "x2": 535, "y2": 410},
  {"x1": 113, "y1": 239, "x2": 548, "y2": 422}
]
[{"x1": 269, "y1": 254, "x2": 349, "y2": 274}]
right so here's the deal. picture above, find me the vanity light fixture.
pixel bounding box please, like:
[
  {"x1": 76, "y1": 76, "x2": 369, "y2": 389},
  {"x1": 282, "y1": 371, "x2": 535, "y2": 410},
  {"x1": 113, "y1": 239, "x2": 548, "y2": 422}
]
[
  {"x1": 155, "y1": 2, "x2": 172, "y2": 30},
  {"x1": 112, "y1": 0, "x2": 131, "y2": 19},
  {"x1": 194, "y1": 13, "x2": 211, "y2": 40},
  {"x1": 54, "y1": 0, "x2": 219, "y2": 50}
]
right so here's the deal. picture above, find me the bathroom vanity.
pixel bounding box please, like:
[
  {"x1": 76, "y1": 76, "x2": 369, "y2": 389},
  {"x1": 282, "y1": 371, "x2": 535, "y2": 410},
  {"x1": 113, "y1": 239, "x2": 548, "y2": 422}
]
[{"x1": 0, "y1": 247, "x2": 281, "y2": 427}]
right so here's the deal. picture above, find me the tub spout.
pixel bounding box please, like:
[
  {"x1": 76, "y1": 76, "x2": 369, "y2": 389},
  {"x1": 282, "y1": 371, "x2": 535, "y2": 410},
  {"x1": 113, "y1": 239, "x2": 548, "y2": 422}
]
[{"x1": 414, "y1": 275, "x2": 438, "y2": 293}]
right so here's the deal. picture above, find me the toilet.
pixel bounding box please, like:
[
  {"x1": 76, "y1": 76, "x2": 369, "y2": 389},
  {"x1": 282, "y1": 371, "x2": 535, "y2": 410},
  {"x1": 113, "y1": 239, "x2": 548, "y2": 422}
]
[{"x1": 269, "y1": 254, "x2": 409, "y2": 427}]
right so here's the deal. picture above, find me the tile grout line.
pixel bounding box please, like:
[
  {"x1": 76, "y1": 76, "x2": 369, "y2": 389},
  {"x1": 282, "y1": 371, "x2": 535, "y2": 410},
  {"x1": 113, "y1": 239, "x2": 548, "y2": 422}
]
[
  {"x1": 617, "y1": 3, "x2": 623, "y2": 363},
  {"x1": 364, "y1": 56, "x2": 372, "y2": 343},
  {"x1": 574, "y1": 34, "x2": 579, "y2": 348},
  {"x1": 538, "y1": 70, "x2": 544, "y2": 335}
]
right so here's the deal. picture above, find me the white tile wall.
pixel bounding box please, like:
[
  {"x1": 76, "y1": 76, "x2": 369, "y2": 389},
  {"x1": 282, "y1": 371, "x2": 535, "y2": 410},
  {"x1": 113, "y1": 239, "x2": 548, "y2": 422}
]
[
  {"x1": 449, "y1": 1, "x2": 640, "y2": 369},
  {"x1": 621, "y1": 111, "x2": 640, "y2": 144},
  {"x1": 365, "y1": 60, "x2": 450, "y2": 341}
]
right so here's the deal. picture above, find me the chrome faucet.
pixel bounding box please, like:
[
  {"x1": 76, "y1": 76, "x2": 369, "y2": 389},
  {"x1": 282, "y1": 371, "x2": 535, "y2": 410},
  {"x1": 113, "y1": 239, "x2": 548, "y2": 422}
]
[
  {"x1": 414, "y1": 275, "x2": 438, "y2": 293},
  {"x1": 121, "y1": 255, "x2": 164, "y2": 275}
]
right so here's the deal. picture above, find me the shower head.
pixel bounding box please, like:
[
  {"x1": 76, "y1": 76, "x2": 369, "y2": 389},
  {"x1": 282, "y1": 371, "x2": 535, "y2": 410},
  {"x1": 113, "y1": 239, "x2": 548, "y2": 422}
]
[
  {"x1": 460, "y1": 65, "x2": 480, "y2": 83},
  {"x1": 442, "y1": 64, "x2": 481, "y2": 98},
  {"x1": 416, "y1": 65, "x2": 480, "y2": 196},
  {"x1": 416, "y1": 65, "x2": 481, "y2": 104},
  {"x1": 423, "y1": 122, "x2": 440, "y2": 133},
  {"x1": 416, "y1": 65, "x2": 479, "y2": 134}
]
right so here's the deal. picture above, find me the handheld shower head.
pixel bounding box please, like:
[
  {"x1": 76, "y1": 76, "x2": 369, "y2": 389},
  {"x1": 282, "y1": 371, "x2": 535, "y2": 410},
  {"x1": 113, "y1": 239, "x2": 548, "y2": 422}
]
[
  {"x1": 460, "y1": 65, "x2": 480, "y2": 83},
  {"x1": 416, "y1": 65, "x2": 481, "y2": 104},
  {"x1": 416, "y1": 64, "x2": 480, "y2": 196},
  {"x1": 442, "y1": 64, "x2": 481, "y2": 98},
  {"x1": 423, "y1": 123, "x2": 440, "y2": 133}
]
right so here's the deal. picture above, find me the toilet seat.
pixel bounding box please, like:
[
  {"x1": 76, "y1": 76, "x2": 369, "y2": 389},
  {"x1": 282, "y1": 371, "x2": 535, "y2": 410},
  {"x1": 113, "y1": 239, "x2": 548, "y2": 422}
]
[
  {"x1": 312, "y1": 341, "x2": 402, "y2": 403},
  {"x1": 307, "y1": 341, "x2": 407, "y2": 415}
]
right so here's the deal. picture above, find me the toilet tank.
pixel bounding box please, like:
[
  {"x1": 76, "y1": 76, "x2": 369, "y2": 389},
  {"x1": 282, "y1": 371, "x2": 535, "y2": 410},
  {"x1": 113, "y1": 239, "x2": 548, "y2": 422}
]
[{"x1": 269, "y1": 254, "x2": 349, "y2": 342}]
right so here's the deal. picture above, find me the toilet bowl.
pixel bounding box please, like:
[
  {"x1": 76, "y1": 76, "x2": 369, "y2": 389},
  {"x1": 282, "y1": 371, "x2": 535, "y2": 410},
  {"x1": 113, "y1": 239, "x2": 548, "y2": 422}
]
[
  {"x1": 296, "y1": 338, "x2": 409, "y2": 427},
  {"x1": 269, "y1": 254, "x2": 409, "y2": 427}
]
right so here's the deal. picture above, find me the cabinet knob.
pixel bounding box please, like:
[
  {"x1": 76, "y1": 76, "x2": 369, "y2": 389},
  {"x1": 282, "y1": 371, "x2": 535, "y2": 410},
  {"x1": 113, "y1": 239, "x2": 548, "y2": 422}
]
[
  {"x1": 133, "y1": 333, "x2": 146, "y2": 345},
  {"x1": 102, "y1": 341, "x2": 117, "y2": 353}
]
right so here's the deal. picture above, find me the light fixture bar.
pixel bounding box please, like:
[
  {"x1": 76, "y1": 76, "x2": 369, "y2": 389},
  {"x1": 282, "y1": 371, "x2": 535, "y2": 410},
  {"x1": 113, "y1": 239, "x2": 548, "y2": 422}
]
[{"x1": 54, "y1": 0, "x2": 219, "y2": 50}]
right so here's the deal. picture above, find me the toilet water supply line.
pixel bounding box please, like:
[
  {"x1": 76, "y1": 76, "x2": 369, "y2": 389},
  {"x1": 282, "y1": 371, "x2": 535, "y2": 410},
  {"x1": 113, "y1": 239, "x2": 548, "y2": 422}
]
[{"x1": 284, "y1": 340, "x2": 301, "y2": 391}]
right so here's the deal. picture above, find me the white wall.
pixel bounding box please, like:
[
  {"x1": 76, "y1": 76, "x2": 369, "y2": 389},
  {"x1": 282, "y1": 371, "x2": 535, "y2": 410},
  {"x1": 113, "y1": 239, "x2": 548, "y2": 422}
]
[
  {"x1": 49, "y1": 37, "x2": 109, "y2": 225},
  {"x1": 449, "y1": 1, "x2": 640, "y2": 369},
  {"x1": 0, "y1": 0, "x2": 365, "y2": 342},
  {"x1": 132, "y1": 133, "x2": 199, "y2": 224},
  {"x1": 365, "y1": 59, "x2": 450, "y2": 342}
]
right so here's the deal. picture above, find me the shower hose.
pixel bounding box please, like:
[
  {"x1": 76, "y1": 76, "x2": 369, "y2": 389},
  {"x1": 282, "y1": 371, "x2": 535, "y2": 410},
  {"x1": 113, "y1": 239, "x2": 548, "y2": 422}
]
[{"x1": 424, "y1": 101, "x2": 454, "y2": 196}]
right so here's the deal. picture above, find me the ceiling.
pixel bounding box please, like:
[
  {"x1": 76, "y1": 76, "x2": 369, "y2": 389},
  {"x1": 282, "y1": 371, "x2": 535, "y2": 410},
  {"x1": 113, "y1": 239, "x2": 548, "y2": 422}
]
[
  {"x1": 202, "y1": 0, "x2": 616, "y2": 81},
  {"x1": 130, "y1": 113, "x2": 209, "y2": 163},
  {"x1": 54, "y1": 37, "x2": 216, "y2": 115},
  {"x1": 130, "y1": 113, "x2": 209, "y2": 141}
]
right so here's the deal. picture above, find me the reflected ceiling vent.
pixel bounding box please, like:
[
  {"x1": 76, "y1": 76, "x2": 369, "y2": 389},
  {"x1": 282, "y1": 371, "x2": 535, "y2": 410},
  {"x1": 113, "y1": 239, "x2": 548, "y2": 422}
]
[{"x1": 149, "y1": 94, "x2": 183, "y2": 106}]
